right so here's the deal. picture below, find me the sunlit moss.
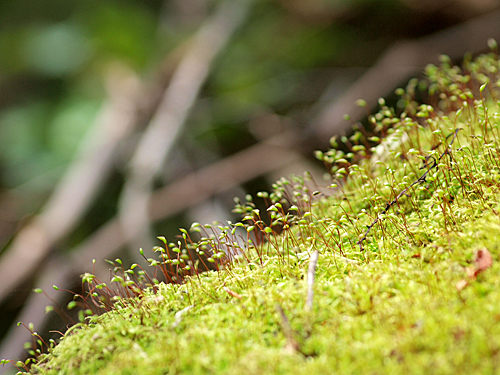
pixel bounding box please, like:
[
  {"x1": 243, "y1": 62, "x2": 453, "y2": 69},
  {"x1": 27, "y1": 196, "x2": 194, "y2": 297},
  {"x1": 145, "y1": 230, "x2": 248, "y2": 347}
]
[{"x1": 17, "y1": 49, "x2": 500, "y2": 375}]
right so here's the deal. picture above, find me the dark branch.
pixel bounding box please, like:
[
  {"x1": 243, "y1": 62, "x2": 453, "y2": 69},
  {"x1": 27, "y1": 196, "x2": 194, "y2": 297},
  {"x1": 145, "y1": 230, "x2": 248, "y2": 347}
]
[{"x1": 358, "y1": 128, "x2": 461, "y2": 251}]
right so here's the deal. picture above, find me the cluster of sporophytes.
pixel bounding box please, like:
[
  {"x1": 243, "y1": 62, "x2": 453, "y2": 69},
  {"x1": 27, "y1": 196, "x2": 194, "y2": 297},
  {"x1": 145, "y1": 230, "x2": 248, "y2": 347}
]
[{"x1": 5, "y1": 45, "x2": 500, "y2": 374}]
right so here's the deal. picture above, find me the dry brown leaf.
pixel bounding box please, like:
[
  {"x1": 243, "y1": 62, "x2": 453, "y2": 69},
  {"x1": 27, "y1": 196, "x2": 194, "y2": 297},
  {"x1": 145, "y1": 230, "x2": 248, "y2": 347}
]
[
  {"x1": 467, "y1": 248, "x2": 493, "y2": 279},
  {"x1": 457, "y1": 248, "x2": 493, "y2": 290},
  {"x1": 460, "y1": 248, "x2": 493, "y2": 289},
  {"x1": 474, "y1": 248, "x2": 493, "y2": 275}
]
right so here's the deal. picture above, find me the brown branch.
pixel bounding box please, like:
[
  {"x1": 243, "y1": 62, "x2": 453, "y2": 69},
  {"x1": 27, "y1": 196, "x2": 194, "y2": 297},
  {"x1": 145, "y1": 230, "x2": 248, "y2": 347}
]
[
  {"x1": 149, "y1": 131, "x2": 302, "y2": 220},
  {"x1": 3, "y1": 4, "x2": 498, "y2": 308},
  {"x1": 358, "y1": 129, "x2": 461, "y2": 251},
  {"x1": 276, "y1": 304, "x2": 301, "y2": 354},
  {"x1": 0, "y1": 67, "x2": 141, "y2": 303},
  {"x1": 118, "y1": 0, "x2": 253, "y2": 253},
  {"x1": 310, "y1": 8, "x2": 500, "y2": 150}
]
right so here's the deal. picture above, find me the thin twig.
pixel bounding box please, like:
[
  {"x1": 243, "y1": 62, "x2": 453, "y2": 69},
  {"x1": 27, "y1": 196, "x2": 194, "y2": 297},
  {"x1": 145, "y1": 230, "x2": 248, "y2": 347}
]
[
  {"x1": 118, "y1": 0, "x2": 253, "y2": 255},
  {"x1": 223, "y1": 287, "x2": 242, "y2": 300},
  {"x1": 171, "y1": 305, "x2": 195, "y2": 329},
  {"x1": 358, "y1": 128, "x2": 461, "y2": 251},
  {"x1": 276, "y1": 304, "x2": 301, "y2": 354},
  {"x1": 0, "y1": 66, "x2": 141, "y2": 303},
  {"x1": 305, "y1": 250, "x2": 319, "y2": 313},
  {"x1": 311, "y1": 9, "x2": 500, "y2": 150}
]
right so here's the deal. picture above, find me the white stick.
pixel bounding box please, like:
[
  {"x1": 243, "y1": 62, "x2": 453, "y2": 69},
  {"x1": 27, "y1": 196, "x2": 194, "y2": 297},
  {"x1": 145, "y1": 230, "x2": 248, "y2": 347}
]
[{"x1": 305, "y1": 250, "x2": 319, "y2": 313}]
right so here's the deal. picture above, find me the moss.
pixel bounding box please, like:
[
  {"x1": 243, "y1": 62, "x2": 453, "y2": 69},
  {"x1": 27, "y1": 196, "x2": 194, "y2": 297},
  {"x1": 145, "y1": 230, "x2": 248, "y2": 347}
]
[{"x1": 21, "y1": 50, "x2": 500, "y2": 374}]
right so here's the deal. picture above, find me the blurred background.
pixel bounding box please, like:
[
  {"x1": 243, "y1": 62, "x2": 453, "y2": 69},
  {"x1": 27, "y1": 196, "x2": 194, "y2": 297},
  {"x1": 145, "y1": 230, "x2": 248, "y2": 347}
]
[{"x1": 0, "y1": 0, "x2": 500, "y2": 371}]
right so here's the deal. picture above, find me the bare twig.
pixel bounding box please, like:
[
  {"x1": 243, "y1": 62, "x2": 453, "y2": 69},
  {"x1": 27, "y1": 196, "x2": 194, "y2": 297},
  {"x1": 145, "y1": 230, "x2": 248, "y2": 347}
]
[
  {"x1": 0, "y1": 67, "x2": 141, "y2": 303},
  {"x1": 171, "y1": 305, "x2": 195, "y2": 328},
  {"x1": 223, "y1": 287, "x2": 242, "y2": 300},
  {"x1": 0, "y1": 255, "x2": 73, "y2": 365},
  {"x1": 358, "y1": 129, "x2": 461, "y2": 251},
  {"x1": 310, "y1": 8, "x2": 500, "y2": 150},
  {"x1": 150, "y1": 131, "x2": 302, "y2": 220},
  {"x1": 118, "y1": 0, "x2": 253, "y2": 253},
  {"x1": 305, "y1": 250, "x2": 319, "y2": 313},
  {"x1": 276, "y1": 304, "x2": 301, "y2": 354},
  {"x1": 4, "y1": 6, "x2": 498, "y2": 307}
]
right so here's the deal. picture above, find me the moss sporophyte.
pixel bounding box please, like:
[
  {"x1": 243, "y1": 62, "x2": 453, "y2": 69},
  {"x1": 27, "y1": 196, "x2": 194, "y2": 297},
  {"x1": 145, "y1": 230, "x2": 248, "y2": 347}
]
[{"x1": 7, "y1": 46, "x2": 500, "y2": 374}]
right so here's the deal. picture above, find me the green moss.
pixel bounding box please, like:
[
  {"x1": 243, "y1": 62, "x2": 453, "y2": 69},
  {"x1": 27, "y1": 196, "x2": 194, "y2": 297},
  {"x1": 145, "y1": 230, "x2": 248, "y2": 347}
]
[{"x1": 25, "y1": 50, "x2": 500, "y2": 374}]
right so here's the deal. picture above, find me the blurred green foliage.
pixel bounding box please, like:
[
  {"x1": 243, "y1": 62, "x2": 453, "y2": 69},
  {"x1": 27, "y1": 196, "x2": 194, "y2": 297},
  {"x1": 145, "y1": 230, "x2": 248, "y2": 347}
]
[
  {"x1": 0, "y1": 0, "x2": 163, "y2": 189},
  {"x1": 0, "y1": 0, "x2": 401, "y2": 191}
]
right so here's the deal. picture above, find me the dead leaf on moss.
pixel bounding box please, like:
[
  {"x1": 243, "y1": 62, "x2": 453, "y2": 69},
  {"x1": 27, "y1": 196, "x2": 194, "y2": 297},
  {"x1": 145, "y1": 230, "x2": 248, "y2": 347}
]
[
  {"x1": 457, "y1": 248, "x2": 493, "y2": 290},
  {"x1": 469, "y1": 248, "x2": 493, "y2": 279}
]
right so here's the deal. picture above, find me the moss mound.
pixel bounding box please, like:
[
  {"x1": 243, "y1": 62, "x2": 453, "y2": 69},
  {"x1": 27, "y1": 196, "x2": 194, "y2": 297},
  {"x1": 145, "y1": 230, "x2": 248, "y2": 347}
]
[{"x1": 22, "y1": 50, "x2": 500, "y2": 374}]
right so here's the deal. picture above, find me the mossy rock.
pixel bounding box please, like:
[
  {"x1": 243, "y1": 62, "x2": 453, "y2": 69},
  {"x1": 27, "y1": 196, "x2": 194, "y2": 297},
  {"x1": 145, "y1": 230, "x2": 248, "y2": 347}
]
[{"x1": 22, "y1": 50, "x2": 500, "y2": 374}]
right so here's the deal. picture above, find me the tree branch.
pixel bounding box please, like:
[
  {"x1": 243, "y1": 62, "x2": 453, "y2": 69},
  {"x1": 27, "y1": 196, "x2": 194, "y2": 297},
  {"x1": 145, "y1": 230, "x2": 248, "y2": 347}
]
[
  {"x1": 118, "y1": 0, "x2": 253, "y2": 253},
  {"x1": 0, "y1": 67, "x2": 141, "y2": 303}
]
